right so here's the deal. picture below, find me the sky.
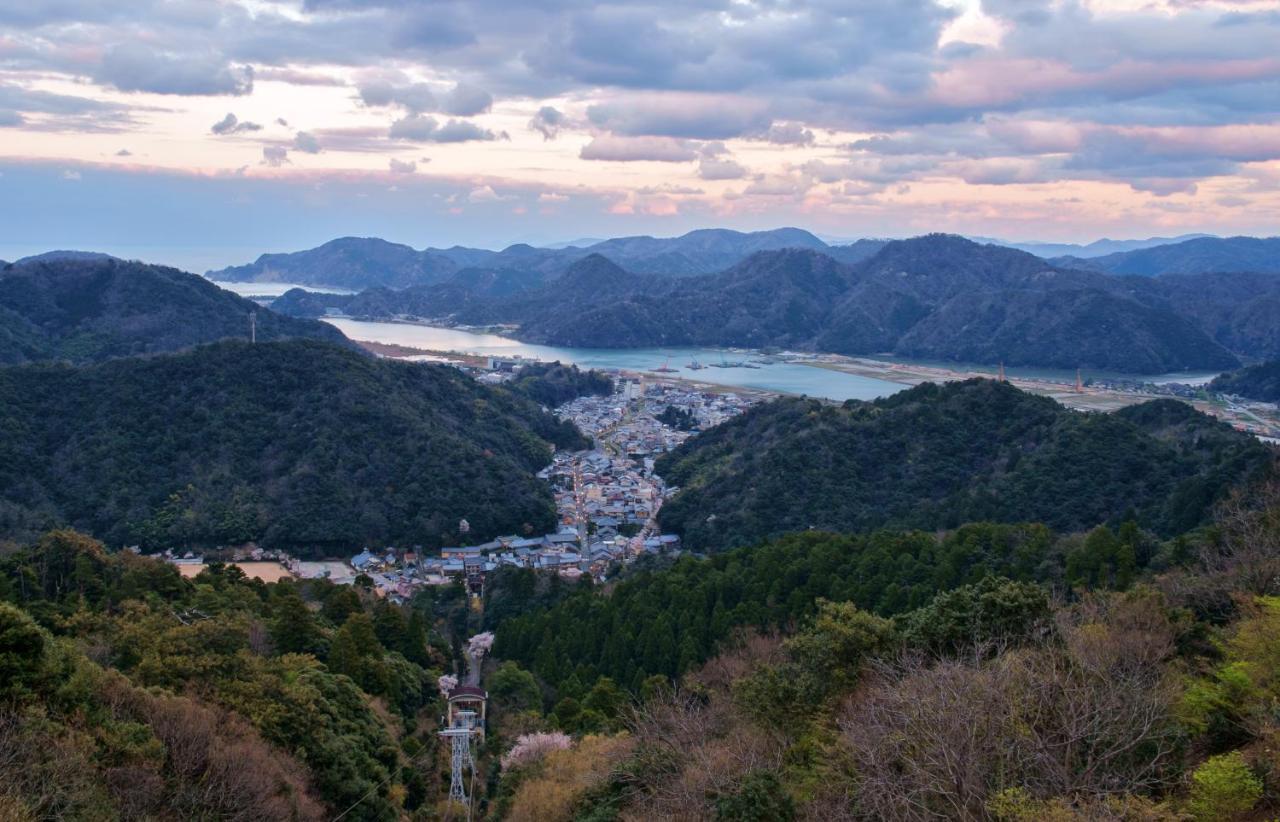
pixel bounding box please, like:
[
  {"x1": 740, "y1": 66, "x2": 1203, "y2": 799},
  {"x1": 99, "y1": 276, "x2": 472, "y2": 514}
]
[{"x1": 1, "y1": 0, "x2": 1278, "y2": 272}]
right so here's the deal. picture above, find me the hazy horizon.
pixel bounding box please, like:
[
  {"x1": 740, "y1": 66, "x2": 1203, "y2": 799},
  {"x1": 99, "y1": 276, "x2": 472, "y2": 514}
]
[{"x1": 2, "y1": 0, "x2": 1278, "y2": 270}]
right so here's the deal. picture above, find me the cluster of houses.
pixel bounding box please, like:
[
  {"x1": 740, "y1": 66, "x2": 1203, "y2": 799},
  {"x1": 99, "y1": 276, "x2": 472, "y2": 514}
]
[{"x1": 335, "y1": 530, "x2": 682, "y2": 602}]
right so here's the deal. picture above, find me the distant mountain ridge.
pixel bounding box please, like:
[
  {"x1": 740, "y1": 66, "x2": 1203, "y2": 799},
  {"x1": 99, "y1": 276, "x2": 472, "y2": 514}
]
[
  {"x1": 205, "y1": 228, "x2": 1234, "y2": 290},
  {"x1": 992, "y1": 233, "x2": 1212, "y2": 260},
  {"x1": 206, "y1": 228, "x2": 886, "y2": 289},
  {"x1": 1052, "y1": 236, "x2": 1280, "y2": 276},
  {"x1": 0, "y1": 256, "x2": 350, "y2": 365},
  {"x1": 278, "y1": 234, "x2": 1257, "y2": 373}
]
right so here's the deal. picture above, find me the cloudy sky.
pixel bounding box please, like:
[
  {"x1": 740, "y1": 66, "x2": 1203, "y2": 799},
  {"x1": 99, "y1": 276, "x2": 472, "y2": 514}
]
[{"x1": 1, "y1": 0, "x2": 1278, "y2": 271}]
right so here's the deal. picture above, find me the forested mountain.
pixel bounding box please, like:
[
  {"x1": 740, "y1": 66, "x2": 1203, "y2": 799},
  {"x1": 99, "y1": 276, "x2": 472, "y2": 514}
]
[
  {"x1": 0, "y1": 339, "x2": 585, "y2": 553},
  {"x1": 1120, "y1": 271, "x2": 1280, "y2": 362},
  {"x1": 655, "y1": 379, "x2": 1274, "y2": 551},
  {"x1": 209, "y1": 236, "x2": 462, "y2": 289},
  {"x1": 207, "y1": 227, "x2": 875, "y2": 289},
  {"x1": 275, "y1": 235, "x2": 1259, "y2": 371},
  {"x1": 0, "y1": 256, "x2": 349, "y2": 364},
  {"x1": 1209, "y1": 360, "x2": 1280, "y2": 402},
  {"x1": 1054, "y1": 235, "x2": 1280, "y2": 276}
]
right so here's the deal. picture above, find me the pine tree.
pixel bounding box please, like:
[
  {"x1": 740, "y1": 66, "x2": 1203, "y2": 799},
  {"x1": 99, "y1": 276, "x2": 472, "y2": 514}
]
[{"x1": 272, "y1": 592, "x2": 326, "y2": 656}]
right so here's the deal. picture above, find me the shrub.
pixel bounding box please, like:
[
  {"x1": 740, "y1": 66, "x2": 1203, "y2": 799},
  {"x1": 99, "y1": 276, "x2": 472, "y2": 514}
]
[{"x1": 1187, "y1": 751, "x2": 1262, "y2": 821}]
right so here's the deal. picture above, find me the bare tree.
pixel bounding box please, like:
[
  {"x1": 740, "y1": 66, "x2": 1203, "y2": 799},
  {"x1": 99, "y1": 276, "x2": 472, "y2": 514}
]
[{"x1": 840, "y1": 592, "x2": 1184, "y2": 821}]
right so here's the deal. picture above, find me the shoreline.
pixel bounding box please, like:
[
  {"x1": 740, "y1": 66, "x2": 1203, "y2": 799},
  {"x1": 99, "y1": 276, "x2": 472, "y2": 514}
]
[{"x1": 339, "y1": 319, "x2": 1279, "y2": 436}]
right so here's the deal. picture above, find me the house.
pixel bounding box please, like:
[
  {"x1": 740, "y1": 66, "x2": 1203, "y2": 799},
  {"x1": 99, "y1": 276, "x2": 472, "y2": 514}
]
[
  {"x1": 351, "y1": 550, "x2": 377, "y2": 571},
  {"x1": 441, "y1": 546, "x2": 484, "y2": 560}
]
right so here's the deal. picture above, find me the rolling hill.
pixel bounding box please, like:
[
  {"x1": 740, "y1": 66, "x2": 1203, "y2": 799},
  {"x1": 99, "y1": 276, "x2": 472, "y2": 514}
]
[
  {"x1": 0, "y1": 339, "x2": 585, "y2": 553},
  {"x1": 655, "y1": 378, "x2": 1274, "y2": 551},
  {"x1": 0, "y1": 256, "x2": 350, "y2": 364}
]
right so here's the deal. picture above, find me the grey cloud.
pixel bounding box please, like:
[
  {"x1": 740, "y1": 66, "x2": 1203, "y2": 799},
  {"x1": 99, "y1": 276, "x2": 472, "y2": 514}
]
[
  {"x1": 528, "y1": 106, "x2": 567, "y2": 140},
  {"x1": 442, "y1": 84, "x2": 492, "y2": 116},
  {"x1": 115, "y1": 148, "x2": 131, "y2": 156},
  {"x1": 579, "y1": 135, "x2": 699, "y2": 162},
  {"x1": 293, "y1": 131, "x2": 322, "y2": 153},
  {"x1": 261, "y1": 146, "x2": 289, "y2": 167},
  {"x1": 0, "y1": 110, "x2": 23, "y2": 126},
  {"x1": 359, "y1": 79, "x2": 437, "y2": 113},
  {"x1": 96, "y1": 46, "x2": 253, "y2": 96},
  {"x1": 389, "y1": 158, "x2": 417, "y2": 173},
  {"x1": 388, "y1": 115, "x2": 498, "y2": 143},
  {"x1": 210, "y1": 113, "x2": 262, "y2": 135},
  {"x1": 586, "y1": 96, "x2": 771, "y2": 140},
  {"x1": 698, "y1": 156, "x2": 748, "y2": 180},
  {"x1": 761, "y1": 122, "x2": 815, "y2": 146}
]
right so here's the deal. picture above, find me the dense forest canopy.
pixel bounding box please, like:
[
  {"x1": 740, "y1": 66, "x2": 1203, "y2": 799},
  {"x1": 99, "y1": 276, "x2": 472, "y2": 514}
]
[
  {"x1": 0, "y1": 339, "x2": 587, "y2": 554},
  {"x1": 486, "y1": 480, "x2": 1280, "y2": 820},
  {"x1": 0, "y1": 529, "x2": 459, "y2": 820},
  {"x1": 655, "y1": 379, "x2": 1275, "y2": 551},
  {"x1": 504, "y1": 361, "x2": 614, "y2": 408},
  {"x1": 0, "y1": 257, "x2": 349, "y2": 364},
  {"x1": 1208, "y1": 360, "x2": 1280, "y2": 402}
]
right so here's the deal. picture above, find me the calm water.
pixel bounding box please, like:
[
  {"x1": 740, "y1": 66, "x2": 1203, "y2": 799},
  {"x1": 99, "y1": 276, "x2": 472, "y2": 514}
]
[
  {"x1": 324, "y1": 319, "x2": 907, "y2": 401},
  {"x1": 211, "y1": 280, "x2": 355, "y2": 297}
]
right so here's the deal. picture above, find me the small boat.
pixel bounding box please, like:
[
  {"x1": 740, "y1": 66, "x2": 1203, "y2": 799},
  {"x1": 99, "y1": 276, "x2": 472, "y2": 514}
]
[{"x1": 686, "y1": 359, "x2": 706, "y2": 370}]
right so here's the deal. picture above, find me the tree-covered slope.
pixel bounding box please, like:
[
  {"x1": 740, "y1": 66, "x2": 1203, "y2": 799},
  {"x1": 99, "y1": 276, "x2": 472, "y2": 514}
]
[
  {"x1": 1072, "y1": 235, "x2": 1280, "y2": 277},
  {"x1": 656, "y1": 379, "x2": 1273, "y2": 551},
  {"x1": 1209, "y1": 360, "x2": 1280, "y2": 402},
  {"x1": 0, "y1": 339, "x2": 585, "y2": 552},
  {"x1": 0, "y1": 256, "x2": 350, "y2": 364}
]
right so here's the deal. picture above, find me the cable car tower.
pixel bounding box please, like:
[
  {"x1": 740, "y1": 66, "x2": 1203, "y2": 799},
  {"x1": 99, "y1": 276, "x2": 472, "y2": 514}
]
[{"x1": 439, "y1": 686, "x2": 487, "y2": 813}]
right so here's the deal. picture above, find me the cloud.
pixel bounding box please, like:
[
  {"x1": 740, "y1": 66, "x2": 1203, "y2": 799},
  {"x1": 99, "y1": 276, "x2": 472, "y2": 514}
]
[
  {"x1": 760, "y1": 122, "x2": 816, "y2": 146},
  {"x1": 359, "y1": 78, "x2": 437, "y2": 113},
  {"x1": 0, "y1": 110, "x2": 22, "y2": 127},
  {"x1": 442, "y1": 83, "x2": 492, "y2": 116},
  {"x1": 293, "y1": 131, "x2": 322, "y2": 153},
  {"x1": 388, "y1": 115, "x2": 498, "y2": 142},
  {"x1": 388, "y1": 158, "x2": 417, "y2": 173},
  {"x1": 698, "y1": 156, "x2": 748, "y2": 180},
  {"x1": 210, "y1": 113, "x2": 262, "y2": 135},
  {"x1": 741, "y1": 174, "x2": 813, "y2": 196},
  {"x1": 96, "y1": 46, "x2": 253, "y2": 96},
  {"x1": 468, "y1": 185, "x2": 512, "y2": 202},
  {"x1": 586, "y1": 94, "x2": 772, "y2": 140},
  {"x1": 529, "y1": 105, "x2": 567, "y2": 140},
  {"x1": 115, "y1": 148, "x2": 132, "y2": 156},
  {"x1": 62, "y1": 169, "x2": 81, "y2": 181},
  {"x1": 579, "y1": 135, "x2": 699, "y2": 162},
  {"x1": 261, "y1": 146, "x2": 289, "y2": 167}
]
